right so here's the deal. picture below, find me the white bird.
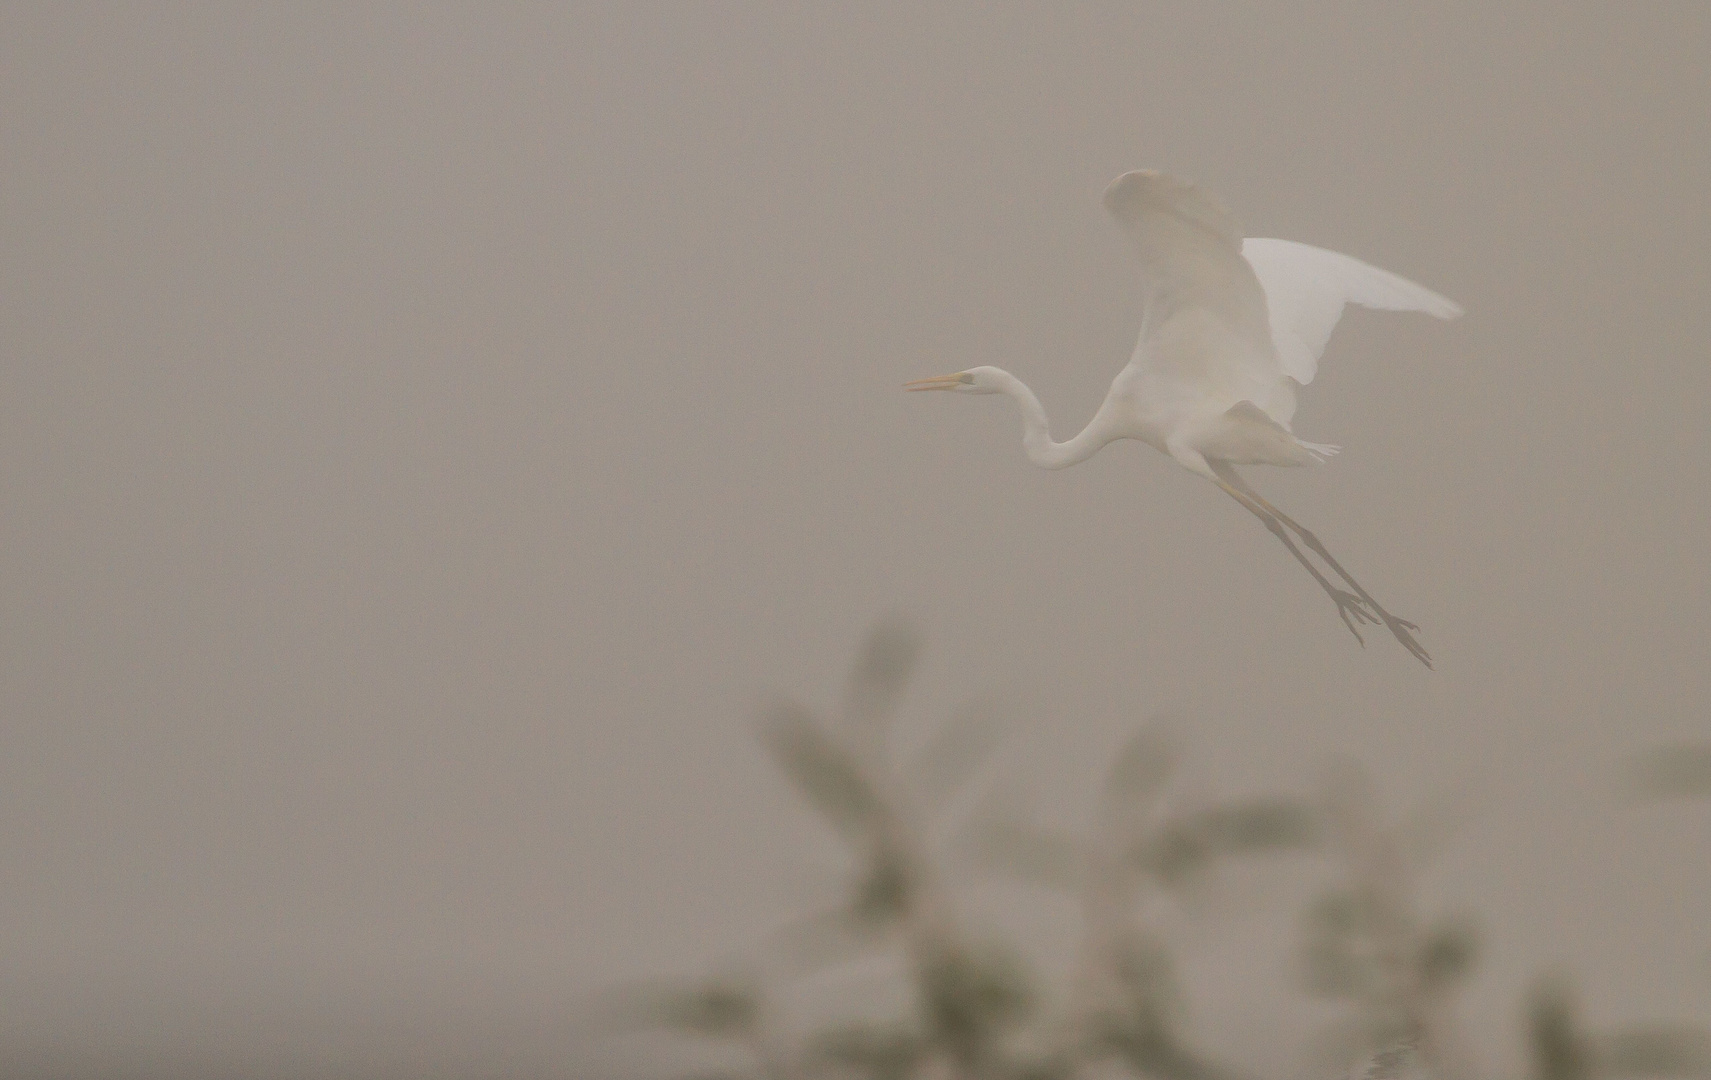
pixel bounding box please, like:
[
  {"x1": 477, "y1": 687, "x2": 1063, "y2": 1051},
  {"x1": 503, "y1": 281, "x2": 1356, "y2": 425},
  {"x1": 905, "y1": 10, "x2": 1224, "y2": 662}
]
[{"x1": 906, "y1": 171, "x2": 1460, "y2": 667}]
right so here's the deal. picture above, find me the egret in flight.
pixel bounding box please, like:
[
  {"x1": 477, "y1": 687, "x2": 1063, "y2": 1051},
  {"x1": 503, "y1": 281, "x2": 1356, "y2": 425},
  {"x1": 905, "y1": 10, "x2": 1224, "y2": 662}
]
[{"x1": 906, "y1": 171, "x2": 1460, "y2": 667}]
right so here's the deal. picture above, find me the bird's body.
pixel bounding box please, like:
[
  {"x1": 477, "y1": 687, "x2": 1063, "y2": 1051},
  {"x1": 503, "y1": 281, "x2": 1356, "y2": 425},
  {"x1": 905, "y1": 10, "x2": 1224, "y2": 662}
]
[{"x1": 907, "y1": 171, "x2": 1461, "y2": 666}]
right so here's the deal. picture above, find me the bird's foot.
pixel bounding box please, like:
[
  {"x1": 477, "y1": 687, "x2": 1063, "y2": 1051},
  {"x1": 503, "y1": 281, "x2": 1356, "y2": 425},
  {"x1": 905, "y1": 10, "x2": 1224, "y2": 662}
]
[
  {"x1": 1377, "y1": 611, "x2": 1432, "y2": 669},
  {"x1": 1332, "y1": 589, "x2": 1379, "y2": 644}
]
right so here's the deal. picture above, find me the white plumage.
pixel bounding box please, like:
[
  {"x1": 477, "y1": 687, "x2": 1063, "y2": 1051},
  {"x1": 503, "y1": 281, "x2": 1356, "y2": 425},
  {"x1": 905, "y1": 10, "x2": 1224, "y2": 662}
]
[
  {"x1": 1243, "y1": 236, "x2": 1463, "y2": 388},
  {"x1": 906, "y1": 170, "x2": 1461, "y2": 666}
]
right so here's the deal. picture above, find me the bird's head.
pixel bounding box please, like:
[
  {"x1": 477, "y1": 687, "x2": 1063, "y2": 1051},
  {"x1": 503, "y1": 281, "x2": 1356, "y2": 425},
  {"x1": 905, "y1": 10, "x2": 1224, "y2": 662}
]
[{"x1": 903, "y1": 366, "x2": 1006, "y2": 395}]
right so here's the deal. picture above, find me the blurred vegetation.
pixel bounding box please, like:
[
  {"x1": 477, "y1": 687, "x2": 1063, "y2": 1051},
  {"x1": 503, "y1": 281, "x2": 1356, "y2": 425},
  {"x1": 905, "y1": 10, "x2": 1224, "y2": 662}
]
[
  {"x1": 604, "y1": 621, "x2": 1711, "y2": 1080},
  {"x1": 1527, "y1": 976, "x2": 1711, "y2": 1080}
]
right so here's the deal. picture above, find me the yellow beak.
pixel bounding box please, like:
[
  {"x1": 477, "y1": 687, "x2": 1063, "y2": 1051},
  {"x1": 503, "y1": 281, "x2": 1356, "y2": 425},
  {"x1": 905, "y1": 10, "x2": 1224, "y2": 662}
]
[{"x1": 903, "y1": 373, "x2": 968, "y2": 392}]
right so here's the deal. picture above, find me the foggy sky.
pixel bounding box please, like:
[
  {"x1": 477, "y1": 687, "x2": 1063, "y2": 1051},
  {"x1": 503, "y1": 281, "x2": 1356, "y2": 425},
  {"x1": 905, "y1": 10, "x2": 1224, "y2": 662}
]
[{"x1": 3, "y1": 3, "x2": 1709, "y2": 1077}]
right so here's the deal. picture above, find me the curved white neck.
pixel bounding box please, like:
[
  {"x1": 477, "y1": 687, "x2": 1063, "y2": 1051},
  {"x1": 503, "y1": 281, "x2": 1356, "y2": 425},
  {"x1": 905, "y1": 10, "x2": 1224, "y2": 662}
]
[{"x1": 989, "y1": 368, "x2": 1112, "y2": 470}]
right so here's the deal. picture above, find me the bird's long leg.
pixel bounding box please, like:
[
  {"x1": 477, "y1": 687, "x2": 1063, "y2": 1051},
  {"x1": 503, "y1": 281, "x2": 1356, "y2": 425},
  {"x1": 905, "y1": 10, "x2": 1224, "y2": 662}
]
[
  {"x1": 1207, "y1": 473, "x2": 1379, "y2": 646},
  {"x1": 1213, "y1": 463, "x2": 1432, "y2": 669}
]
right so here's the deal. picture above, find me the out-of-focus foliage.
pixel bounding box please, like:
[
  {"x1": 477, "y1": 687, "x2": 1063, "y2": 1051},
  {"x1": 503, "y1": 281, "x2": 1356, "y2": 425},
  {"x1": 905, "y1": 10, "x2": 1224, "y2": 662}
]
[
  {"x1": 810, "y1": 1022, "x2": 924, "y2": 1080},
  {"x1": 603, "y1": 976, "x2": 764, "y2": 1041},
  {"x1": 1528, "y1": 975, "x2": 1711, "y2": 1080},
  {"x1": 968, "y1": 726, "x2": 1319, "y2": 900},
  {"x1": 850, "y1": 842, "x2": 918, "y2": 927},
  {"x1": 956, "y1": 722, "x2": 1320, "y2": 1080},
  {"x1": 652, "y1": 982, "x2": 763, "y2": 1038},
  {"x1": 843, "y1": 616, "x2": 921, "y2": 740},
  {"x1": 606, "y1": 620, "x2": 1709, "y2": 1080},
  {"x1": 1530, "y1": 977, "x2": 1595, "y2": 1080},
  {"x1": 1144, "y1": 797, "x2": 1320, "y2": 886},
  {"x1": 1417, "y1": 917, "x2": 1480, "y2": 993},
  {"x1": 918, "y1": 942, "x2": 1037, "y2": 1063},
  {"x1": 1293, "y1": 762, "x2": 1487, "y2": 1080},
  {"x1": 760, "y1": 700, "x2": 885, "y2": 843},
  {"x1": 1105, "y1": 726, "x2": 1177, "y2": 807},
  {"x1": 1086, "y1": 936, "x2": 1234, "y2": 1080}
]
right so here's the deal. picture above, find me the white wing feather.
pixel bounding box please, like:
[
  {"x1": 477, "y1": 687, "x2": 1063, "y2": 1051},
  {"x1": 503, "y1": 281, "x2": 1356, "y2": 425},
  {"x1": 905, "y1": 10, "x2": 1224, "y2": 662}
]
[
  {"x1": 1102, "y1": 171, "x2": 1273, "y2": 356},
  {"x1": 1241, "y1": 237, "x2": 1463, "y2": 386}
]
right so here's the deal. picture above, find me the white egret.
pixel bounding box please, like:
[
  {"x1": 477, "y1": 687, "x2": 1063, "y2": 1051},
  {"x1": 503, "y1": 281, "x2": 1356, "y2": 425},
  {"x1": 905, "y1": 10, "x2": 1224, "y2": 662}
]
[{"x1": 907, "y1": 171, "x2": 1460, "y2": 667}]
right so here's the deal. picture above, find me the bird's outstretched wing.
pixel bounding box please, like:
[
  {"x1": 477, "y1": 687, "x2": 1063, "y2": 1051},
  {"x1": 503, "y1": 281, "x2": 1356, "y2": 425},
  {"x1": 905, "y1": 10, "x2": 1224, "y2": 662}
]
[
  {"x1": 1241, "y1": 237, "x2": 1463, "y2": 386},
  {"x1": 1102, "y1": 171, "x2": 1272, "y2": 356}
]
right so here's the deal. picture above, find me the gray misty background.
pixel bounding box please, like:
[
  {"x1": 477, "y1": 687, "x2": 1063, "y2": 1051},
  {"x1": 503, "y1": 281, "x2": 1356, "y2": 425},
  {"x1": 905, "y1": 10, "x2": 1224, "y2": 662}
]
[{"x1": 3, "y1": 3, "x2": 1708, "y2": 1077}]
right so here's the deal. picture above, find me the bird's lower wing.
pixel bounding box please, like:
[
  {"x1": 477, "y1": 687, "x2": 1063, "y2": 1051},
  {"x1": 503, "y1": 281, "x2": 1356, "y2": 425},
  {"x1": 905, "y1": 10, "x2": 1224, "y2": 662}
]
[{"x1": 1190, "y1": 400, "x2": 1323, "y2": 466}]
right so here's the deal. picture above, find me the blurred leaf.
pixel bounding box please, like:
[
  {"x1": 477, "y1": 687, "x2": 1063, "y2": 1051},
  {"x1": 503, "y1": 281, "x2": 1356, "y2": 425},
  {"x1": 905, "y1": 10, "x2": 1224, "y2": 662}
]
[
  {"x1": 851, "y1": 841, "x2": 916, "y2": 927},
  {"x1": 759, "y1": 700, "x2": 882, "y2": 843},
  {"x1": 1145, "y1": 797, "x2": 1320, "y2": 885},
  {"x1": 1080, "y1": 932, "x2": 1201, "y2": 1079},
  {"x1": 959, "y1": 818, "x2": 1084, "y2": 891},
  {"x1": 611, "y1": 978, "x2": 761, "y2": 1040},
  {"x1": 903, "y1": 696, "x2": 1011, "y2": 819},
  {"x1": 1530, "y1": 976, "x2": 1592, "y2": 1080},
  {"x1": 920, "y1": 943, "x2": 1036, "y2": 1056},
  {"x1": 810, "y1": 1021, "x2": 923, "y2": 1080},
  {"x1": 1299, "y1": 886, "x2": 1392, "y2": 1003},
  {"x1": 1102, "y1": 725, "x2": 1177, "y2": 816},
  {"x1": 844, "y1": 616, "x2": 921, "y2": 736},
  {"x1": 1202, "y1": 797, "x2": 1322, "y2": 852},
  {"x1": 1626, "y1": 745, "x2": 1711, "y2": 802},
  {"x1": 1600, "y1": 1028, "x2": 1711, "y2": 1077},
  {"x1": 1145, "y1": 821, "x2": 1215, "y2": 885},
  {"x1": 1417, "y1": 916, "x2": 1479, "y2": 990}
]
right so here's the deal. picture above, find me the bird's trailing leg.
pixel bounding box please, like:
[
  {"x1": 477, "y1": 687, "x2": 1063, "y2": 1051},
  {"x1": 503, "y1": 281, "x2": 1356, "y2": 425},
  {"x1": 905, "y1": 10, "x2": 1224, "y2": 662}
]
[
  {"x1": 1210, "y1": 475, "x2": 1379, "y2": 645},
  {"x1": 1211, "y1": 461, "x2": 1432, "y2": 668}
]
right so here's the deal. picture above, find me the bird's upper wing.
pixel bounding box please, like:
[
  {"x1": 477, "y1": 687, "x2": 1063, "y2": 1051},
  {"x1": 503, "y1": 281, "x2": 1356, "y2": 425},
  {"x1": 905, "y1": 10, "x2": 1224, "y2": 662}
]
[
  {"x1": 1102, "y1": 171, "x2": 1273, "y2": 360},
  {"x1": 1240, "y1": 237, "x2": 1462, "y2": 386}
]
